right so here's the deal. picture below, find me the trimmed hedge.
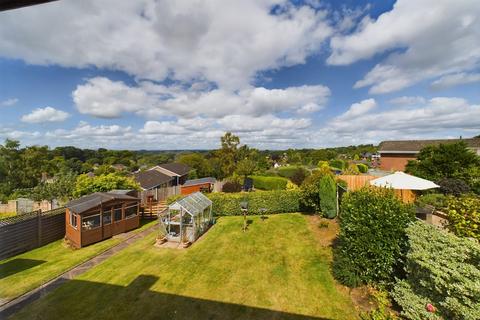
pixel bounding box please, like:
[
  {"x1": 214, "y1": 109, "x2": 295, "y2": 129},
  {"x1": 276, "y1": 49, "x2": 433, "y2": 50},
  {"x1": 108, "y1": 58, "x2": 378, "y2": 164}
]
[
  {"x1": 392, "y1": 221, "x2": 480, "y2": 320},
  {"x1": 277, "y1": 166, "x2": 304, "y2": 178},
  {"x1": 207, "y1": 190, "x2": 301, "y2": 216},
  {"x1": 333, "y1": 187, "x2": 415, "y2": 287},
  {"x1": 251, "y1": 175, "x2": 288, "y2": 190}
]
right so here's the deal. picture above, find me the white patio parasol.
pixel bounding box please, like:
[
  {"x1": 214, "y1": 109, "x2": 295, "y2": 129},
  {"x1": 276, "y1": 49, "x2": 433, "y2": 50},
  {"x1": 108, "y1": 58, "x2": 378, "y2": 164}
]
[{"x1": 369, "y1": 171, "x2": 440, "y2": 190}]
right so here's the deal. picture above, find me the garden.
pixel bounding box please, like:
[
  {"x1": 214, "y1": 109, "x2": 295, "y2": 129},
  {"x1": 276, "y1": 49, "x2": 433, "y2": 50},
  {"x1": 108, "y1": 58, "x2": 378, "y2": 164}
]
[{"x1": 9, "y1": 214, "x2": 359, "y2": 320}]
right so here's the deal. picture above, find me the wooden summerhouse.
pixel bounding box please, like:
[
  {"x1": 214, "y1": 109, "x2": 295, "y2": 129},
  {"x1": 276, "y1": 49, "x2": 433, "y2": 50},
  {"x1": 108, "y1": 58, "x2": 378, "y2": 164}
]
[
  {"x1": 65, "y1": 192, "x2": 140, "y2": 248},
  {"x1": 161, "y1": 192, "x2": 212, "y2": 244}
]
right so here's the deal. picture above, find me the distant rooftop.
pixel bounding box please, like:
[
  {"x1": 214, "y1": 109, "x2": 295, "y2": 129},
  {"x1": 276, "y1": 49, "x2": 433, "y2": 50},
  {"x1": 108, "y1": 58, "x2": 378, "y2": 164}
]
[{"x1": 379, "y1": 138, "x2": 480, "y2": 153}]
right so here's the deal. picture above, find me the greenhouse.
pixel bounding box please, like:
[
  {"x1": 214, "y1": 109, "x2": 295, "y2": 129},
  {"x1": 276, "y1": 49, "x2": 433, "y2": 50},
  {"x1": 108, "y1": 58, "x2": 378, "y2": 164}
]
[{"x1": 161, "y1": 192, "x2": 213, "y2": 244}]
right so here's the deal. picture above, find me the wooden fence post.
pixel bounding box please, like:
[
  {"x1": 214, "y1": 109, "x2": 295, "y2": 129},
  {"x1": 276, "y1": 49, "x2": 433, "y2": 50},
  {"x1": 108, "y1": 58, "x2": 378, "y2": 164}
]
[{"x1": 37, "y1": 209, "x2": 42, "y2": 246}]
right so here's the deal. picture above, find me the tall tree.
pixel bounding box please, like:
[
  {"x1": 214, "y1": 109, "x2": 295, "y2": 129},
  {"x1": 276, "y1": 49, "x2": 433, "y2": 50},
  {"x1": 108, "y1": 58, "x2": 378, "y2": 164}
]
[
  {"x1": 405, "y1": 142, "x2": 480, "y2": 185},
  {"x1": 217, "y1": 132, "x2": 240, "y2": 178}
]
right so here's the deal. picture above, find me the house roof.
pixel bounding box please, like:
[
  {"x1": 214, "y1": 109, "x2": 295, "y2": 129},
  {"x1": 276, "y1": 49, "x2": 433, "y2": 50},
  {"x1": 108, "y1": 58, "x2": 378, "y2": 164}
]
[
  {"x1": 134, "y1": 170, "x2": 173, "y2": 190},
  {"x1": 66, "y1": 192, "x2": 138, "y2": 214},
  {"x1": 379, "y1": 138, "x2": 480, "y2": 153},
  {"x1": 183, "y1": 177, "x2": 216, "y2": 187},
  {"x1": 156, "y1": 163, "x2": 190, "y2": 176}
]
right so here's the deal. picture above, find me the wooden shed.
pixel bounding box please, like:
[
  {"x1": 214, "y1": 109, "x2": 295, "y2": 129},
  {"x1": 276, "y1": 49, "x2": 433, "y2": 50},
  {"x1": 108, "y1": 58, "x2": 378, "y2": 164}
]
[
  {"x1": 181, "y1": 177, "x2": 216, "y2": 195},
  {"x1": 65, "y1": 192, "x2": 140, "y2": 248}
]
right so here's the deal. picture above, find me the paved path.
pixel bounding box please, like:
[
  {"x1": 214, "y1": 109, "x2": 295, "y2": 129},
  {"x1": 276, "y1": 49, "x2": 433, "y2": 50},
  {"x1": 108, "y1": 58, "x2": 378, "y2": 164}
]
[{"x1": 0, "y1": 225, "x2": 157, "y2": 319}]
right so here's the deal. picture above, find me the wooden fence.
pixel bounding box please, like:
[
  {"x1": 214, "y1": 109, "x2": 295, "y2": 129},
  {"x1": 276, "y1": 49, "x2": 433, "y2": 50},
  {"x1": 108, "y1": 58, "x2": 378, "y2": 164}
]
[
  {"x1": 0, "y1": 207, "x2": 66, "y2": 260},
  {"x1": 337, "y1": 175, "x2": 417, "y2": 204}
]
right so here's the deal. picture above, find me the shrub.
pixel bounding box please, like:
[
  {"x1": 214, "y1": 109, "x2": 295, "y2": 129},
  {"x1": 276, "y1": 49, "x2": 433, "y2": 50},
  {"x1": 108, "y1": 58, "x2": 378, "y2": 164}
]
[
  {"x1": 437, "y1": 178, "x2": 471, "y2": 196},
  {"x1": 277, "y1": 166, "x2": 303, "y2": 178},
  {"x1": 251, "y1": 175, "x2": 288, "y2": 190},
  {"x1": 392, "y1": 221, "x2": 480, "y2": 320},
  {"x1": 329, "y1": 159, "x2": 345, "y2": 170},
  {"x1": 343, "y1": 163, "x2": 360, "y2": 175},
  {"x1": 445, "y1": 195, "x2": 480, "y2": 240},
  {"x1": 415, "y1": 193, "x2": 447, "y2": 209},
  {"x1": 333, "y1": 188, "x2": 415, "y2": 287},
  {"x1": 319, "y1": 174, "x2": 336, "y2": 218},
  {"x1": 299, "y1": 171, "x2": 326, "y2": 213},
  {"x1": 73, "y1": 173, "x2": 139, "y2": 197},
  {"x1": 290, "y1": 168, "x2": 308, "y2": 186},
  {"x1": 222, "y1": 181, "x2": 242, "y2": 193},
  {"x1": 357, "y1": 163, "x2": 369, "y2": 174},
  {"x1": 207, "y1": 190, "x2": 301, "y2": 216}
]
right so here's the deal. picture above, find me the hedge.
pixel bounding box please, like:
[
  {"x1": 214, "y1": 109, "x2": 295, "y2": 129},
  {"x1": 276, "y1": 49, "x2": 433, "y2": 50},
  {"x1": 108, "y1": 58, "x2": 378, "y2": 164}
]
[
  {"x1": 251, "y1": 175, "x2": 288, "y2": 190},
  {"x1": 277, "y1": 166, "x2": 304, "y2": 178},
  {"x1": 333, "y1": 187, "x2": 415, "y2": 287},
  {"x1": 445, "y1": 195, "x2": 480, "y2": 240},
  {"x1": 392, "y1": 221, "x2": 480, "y2": 320},
  {"x1": 207, "y1": 190, "x2": 301, "y2": 216}
]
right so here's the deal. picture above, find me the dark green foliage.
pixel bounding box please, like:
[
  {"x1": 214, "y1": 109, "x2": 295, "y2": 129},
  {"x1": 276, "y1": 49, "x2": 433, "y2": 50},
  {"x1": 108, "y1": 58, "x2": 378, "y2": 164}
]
[
  {"x1": 222, "y1": 181, "x2": 242, "y2": 193},
  {"x1": 356, "y1": 163, "x2": 368, "y2": 173},
  {"x1": 405, "y1": 141, "x2": 480, "y2": 187},
  {"x1": 437, "y1": 178, "x2": 471, "y2": 196},
  {"x1": 329, "y1": 159, "x2": 345, "y2": 170},
  {"x1": 290, "y1": 167, "x2": 308, "y2": 186},
  {"x1": 251, "y1": 175, "x2": 288, "y2": 190},
  {"x1": 207, "y1": 190, "x2": 301, "y2": 216},
  {"x1": 319, "y1": 175, "x2": 337, "y2": 218},
  {"x1": 299, "y1": 171, "x2": 325, "y2": 212},
  {"x1": 277, "y1": 166, "x2": 304, "y2": 178},
  {"x1": 392, "y1": 221, "x2": 480, "y2": 320},
  {"x1": 415, "y1": 193, "x2": 447, "y2": 209},
  {"x1": 333, "y1": 188, "x2": 415, "y2": 287}
]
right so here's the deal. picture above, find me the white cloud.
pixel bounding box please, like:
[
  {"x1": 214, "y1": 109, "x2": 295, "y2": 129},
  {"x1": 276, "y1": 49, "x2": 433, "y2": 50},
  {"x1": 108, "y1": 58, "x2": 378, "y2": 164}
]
[
  {"x1": 431, "y1": 72, "x2": 480, "y2": 90},
  {"x1": 336, "y1": 98, "x2": 376, "y2": 120},
  {"x1": 1, "y1": 98, "x2": 18, "y2": 106},
  {"x1": 21, "y1": 106, "x2": 70, "y2": 123},
  {"x1": 73, "y1": 77, "x2": 330, "y2": 119},
  {"x1": 327, "y1": 97, "x2": 480, "y2": 137},
  {"x1": 0, "y1": 0, "x2": 332, "y2": 90},
  {"x1": 389, "y1": 96, "x2": 426, "y2": 106},
  {"x1": 328, "y1": 0, "x2": 480, "y2": 93}
]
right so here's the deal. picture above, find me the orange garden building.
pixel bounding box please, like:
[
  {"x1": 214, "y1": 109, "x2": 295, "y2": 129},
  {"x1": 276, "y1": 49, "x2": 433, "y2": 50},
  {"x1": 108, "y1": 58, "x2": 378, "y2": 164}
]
[{"x1": 65, "y1": 192, "x2": 140, "y2": 248}]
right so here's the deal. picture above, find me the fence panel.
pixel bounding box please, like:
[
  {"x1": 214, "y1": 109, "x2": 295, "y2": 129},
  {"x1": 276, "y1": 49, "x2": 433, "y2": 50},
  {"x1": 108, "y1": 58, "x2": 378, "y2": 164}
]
[
  {"x1": 337, "y1": 175, "x2": 377, "y2": 191},
  {"x1": 0, "y1": 207, "x2": 66, "y2": 260}
]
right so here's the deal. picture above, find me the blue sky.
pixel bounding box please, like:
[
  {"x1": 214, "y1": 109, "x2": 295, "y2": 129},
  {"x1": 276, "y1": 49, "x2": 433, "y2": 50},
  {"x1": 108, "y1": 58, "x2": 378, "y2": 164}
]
[{"x1": 0, "y1": 0, "x2": 479, "y2": 149}]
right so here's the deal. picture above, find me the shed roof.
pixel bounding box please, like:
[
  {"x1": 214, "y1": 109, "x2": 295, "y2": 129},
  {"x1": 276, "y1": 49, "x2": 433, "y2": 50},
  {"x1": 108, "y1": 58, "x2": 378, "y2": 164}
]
[
  {"x1": 66, "y1": 192, "x2": 138, "y2": 214},
  {"x1": 183, "y1": 177, "x2": 216, "y2": 186},
  {"x1": 156, "y1": 163, "x2": 190, "y2": 176},
  {"x1": 134, "y1": 169, "x2": 173, "y2": 190},
  {"x1": 379, "y1": 138, "x2": 480, "y2": 153},
  {"x1": 169, "y1": 192, "x2": 212, "y2": 216}
]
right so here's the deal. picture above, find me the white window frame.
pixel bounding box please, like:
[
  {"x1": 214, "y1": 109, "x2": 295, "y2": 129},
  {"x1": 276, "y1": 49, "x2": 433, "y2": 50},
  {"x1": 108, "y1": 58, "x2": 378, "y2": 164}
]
[{"x1": 70, "y1": 211, "x2": 78, "y2": 230}]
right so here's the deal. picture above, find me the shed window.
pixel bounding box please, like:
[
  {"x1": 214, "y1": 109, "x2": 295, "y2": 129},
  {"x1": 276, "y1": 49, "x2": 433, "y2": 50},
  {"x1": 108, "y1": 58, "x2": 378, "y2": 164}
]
[
  {"x1": 102, "y1": 208, "x2": 112, "y2": 225},
  {"x1": 69, "y1": 211, "x2": 77, "y2": 229},
  {"x1": 125, "y1": 204, "x2": 138, "y2": 219},
  {"x1": 114, "y1": 206, "x2": 123, "y2": 221},
  {"x1": 82, "y1": 214, "x2": 101, "y2": 230}
]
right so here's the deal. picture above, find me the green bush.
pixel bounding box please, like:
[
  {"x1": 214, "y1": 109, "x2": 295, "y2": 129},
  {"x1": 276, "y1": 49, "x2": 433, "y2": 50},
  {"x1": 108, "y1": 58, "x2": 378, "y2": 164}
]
[
  {"x1": 392, "y1": 221, "x2": 480, "y2": 320},
  {"x1": 251, "y1": 175, "x2": 288, "y2": 190},
  {"x1": 357, "y1": 163, "x2": 369, "y2": 174},
  {"x1": 299, "y1": 171, "x2": 325, "y2": 213},
  {"x1": 207, "y1": 190, "x2": 301, "y2": 216},
  {"x1": 319, "y1": 175, "x2": 337, "y2": 218},
  {"x1": 445, "y1": 195, "x2": 480, "y2": 240},
  {"x1": 277, "y1": 166, "x2": 304, "y2": 178},
  {"x1": 415, "y1": 193, "x2": 447, "y2": 209},
  {"x1": 329, "y1": 159, "x2": 345, "y2": 170},
  {"x1": 333, "y1": 188, "x2": 415, "y2": 287}
]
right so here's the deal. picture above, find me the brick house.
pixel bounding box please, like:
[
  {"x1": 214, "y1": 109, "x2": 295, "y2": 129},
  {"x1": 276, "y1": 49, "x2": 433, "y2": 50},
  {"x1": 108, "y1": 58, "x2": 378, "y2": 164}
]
[{"x1": 378, "y1": 138, "x2": 480, "y2": 171}]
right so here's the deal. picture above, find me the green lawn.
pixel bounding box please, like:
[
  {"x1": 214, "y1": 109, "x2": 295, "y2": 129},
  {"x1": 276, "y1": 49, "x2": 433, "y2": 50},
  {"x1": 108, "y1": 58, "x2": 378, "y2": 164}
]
[
  {"x1": 10, "y1": 214, "x2": 358, "y2": 320},
  {"x1": 0, "y1": 219, "x2": 156, "y2": 301}
]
